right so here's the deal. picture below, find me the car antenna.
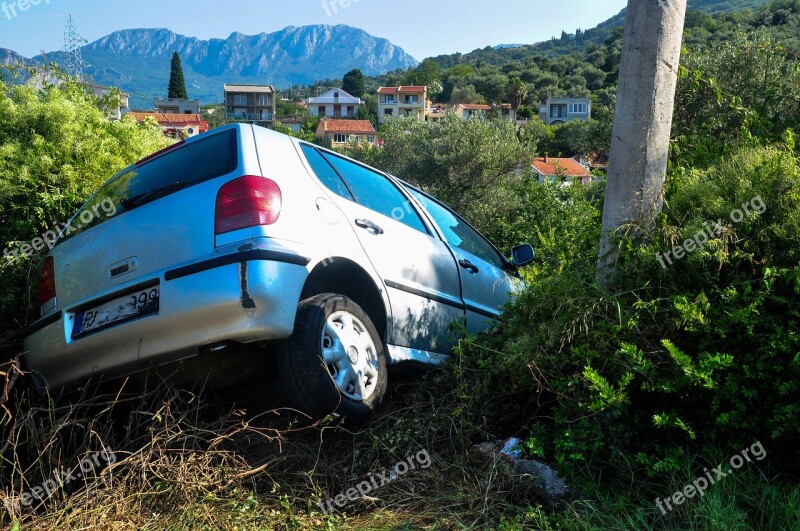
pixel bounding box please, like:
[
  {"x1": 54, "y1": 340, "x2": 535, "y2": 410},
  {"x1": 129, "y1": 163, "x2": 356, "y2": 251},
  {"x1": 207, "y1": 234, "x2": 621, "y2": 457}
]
[{"x1": 153, "y1": 100, "x2": 186, "y2": 141}]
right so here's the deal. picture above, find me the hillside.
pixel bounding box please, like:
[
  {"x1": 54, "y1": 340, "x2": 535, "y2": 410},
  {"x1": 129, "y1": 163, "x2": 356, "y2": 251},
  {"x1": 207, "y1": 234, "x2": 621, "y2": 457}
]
[
  {"x1": 435, "y1": 0, "x2": 772, "y2": 68},
  {"x1": 0, "y1": 48, "x2": 30, "y2": 67}
]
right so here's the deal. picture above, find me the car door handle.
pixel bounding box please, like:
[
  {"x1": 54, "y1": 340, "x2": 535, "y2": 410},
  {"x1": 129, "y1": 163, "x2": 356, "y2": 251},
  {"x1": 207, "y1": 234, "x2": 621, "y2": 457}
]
[
  {"x1": 355, "y1": 219, "x2": 384, "y2": 235},
  {"x1": 459, "y1": 259, "x2": 480, "y2": 274}
]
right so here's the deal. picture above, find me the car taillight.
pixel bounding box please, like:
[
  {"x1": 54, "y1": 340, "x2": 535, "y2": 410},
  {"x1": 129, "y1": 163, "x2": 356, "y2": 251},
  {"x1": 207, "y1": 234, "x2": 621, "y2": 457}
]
[
  {"x1": 215, "y1": 175, "x2": 282, "y2": 235},
  {"x1": 38, "y1": 256, "x2": 56, "y2": 306}
]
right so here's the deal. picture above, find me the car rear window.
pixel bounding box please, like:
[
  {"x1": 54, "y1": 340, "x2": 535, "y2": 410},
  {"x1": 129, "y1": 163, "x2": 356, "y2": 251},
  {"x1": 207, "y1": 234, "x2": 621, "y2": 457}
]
[{"x1": 58, "y1": 129, "x2": 239, "y2": 245}]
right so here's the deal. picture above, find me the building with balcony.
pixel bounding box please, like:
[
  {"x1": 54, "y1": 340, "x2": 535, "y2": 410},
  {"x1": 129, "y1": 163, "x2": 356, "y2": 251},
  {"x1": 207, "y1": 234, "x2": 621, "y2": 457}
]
[
  {"x1": 307, "y1": 88, "x2": 364, "y2": 119},
  {"x1": 224, "y1": 84, "x2": 277, "y2": 126},
  {"x1": 154, "y1": 98, "x2": 201, "y2": 115},
  {"x1": 316, "y1": 119, "x2": 377, "y2": 147},
  {"x1": 425, "y1": 102, "x2": 449, "y2": 123},
  {"x1": 539, "y1": 97, "x2": 591, "y2": 125},
  {"x1": 377, "y1": 86, "x2": 427, "y2": 123}
]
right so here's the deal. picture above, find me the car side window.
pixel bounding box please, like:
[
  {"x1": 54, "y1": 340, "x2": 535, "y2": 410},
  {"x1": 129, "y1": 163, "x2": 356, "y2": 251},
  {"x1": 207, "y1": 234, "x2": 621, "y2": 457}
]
[
  {"x1": 321, "y1": 153, "x2": 429, "y2": 234},
  {"x1": 301, "y1": 145, "x2": 354, "y2": 201},
  {"x1": 407, "y1": 188, "x2": 505, "y2": 269}
]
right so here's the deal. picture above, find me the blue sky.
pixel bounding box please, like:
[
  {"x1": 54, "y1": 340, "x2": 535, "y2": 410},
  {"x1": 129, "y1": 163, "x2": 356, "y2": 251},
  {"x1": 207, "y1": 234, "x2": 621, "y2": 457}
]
[{"x1": 0, "y1": 0, "x2": 627, "y2": 60}]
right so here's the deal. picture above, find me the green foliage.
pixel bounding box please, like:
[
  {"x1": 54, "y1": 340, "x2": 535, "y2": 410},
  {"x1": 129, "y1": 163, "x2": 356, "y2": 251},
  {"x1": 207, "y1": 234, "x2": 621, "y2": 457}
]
[
  {"x1": 357, "y1": 93, "x2": 378, "y2": 126},
  {"x1": 0, "y1": 71, "x2": 171, "y2": 339},
  {"x1": 449, "y1": 85, "x2": 484, "y2": 105},
  {"x1": 351, "y1": 114, "x2": 532, "y2": 241},
  {"x1": 538, "y1": 118, "x2": 613, "y2": 159},
  {"x1": 674, "y1": 30, "x2": 800, "y2": 153},
  {"x1": 341, "y1": 68, "x2": 365, "y2": 98},
  {"x1": 274, "y1": 115, "x2": 318, "y2": 143},
  {"x1": 454, "y1": 143, "x2": 800, "y2": 484},
  {"x1": 167, "y1": 51, "x2": 188, "y2": 100}
]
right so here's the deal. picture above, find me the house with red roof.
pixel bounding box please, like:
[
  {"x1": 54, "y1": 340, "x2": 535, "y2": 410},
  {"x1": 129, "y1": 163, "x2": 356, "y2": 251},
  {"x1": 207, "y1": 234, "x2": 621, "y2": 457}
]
[
  {"x1": 315, "y1": 118, "x2": 377, "y2": 147},
  {"x1": 531, "y1": 156, "x2": 593, "y2": 186},
  {"x1": 378, "y1": 86, "x2": 427, "y2": 123},
  {"x1": 127, "y1": 112, "x2": 209, "y2": 139}
]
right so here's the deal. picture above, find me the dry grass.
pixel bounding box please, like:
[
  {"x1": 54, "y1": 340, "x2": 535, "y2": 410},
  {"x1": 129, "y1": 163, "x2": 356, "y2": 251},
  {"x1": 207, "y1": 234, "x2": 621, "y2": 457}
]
[{"x1": 0, "y1": 358, "x2": 546, "y2": 530}]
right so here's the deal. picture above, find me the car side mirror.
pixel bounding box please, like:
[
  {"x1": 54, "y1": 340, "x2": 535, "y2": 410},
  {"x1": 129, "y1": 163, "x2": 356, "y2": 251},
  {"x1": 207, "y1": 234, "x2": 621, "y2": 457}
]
[{"x1": 511, "y1": 244, "x2": 535, "y2": 267}]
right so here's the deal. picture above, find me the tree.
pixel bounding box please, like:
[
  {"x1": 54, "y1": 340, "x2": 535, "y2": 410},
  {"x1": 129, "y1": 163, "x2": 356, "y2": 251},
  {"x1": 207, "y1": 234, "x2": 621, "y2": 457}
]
[
  {"x1": 167, "y1": 51, "x2": 188, "y2": 99},
  {"x1": 370, "y1": 115, "x2": 532, "y2": 240},
  {"x1": 415, "y1": 59, "x2": 442, "y2": 86},
  {"x1": 507, "y1": 77, "x2": 528, "y2": 110},
  {"x1": 342, "y1": 68, "x2": 365, "y2": 98},
  {"x1": 450, "y1": 85, "x2": 484, "y2": 105},
  {"x1": 358, "y1": 94, "x2": 378, "y2": 126}
]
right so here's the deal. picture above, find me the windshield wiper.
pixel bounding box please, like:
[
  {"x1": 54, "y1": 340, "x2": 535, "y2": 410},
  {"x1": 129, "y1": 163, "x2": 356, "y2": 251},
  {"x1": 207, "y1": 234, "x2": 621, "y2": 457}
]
[{"x1": 121, "y1": 181, "x2": 190, "y2": 211}]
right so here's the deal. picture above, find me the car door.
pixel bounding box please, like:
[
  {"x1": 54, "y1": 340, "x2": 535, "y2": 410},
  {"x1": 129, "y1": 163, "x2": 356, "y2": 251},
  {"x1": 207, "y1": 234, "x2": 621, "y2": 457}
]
[
  {"x1": 406, "y1": 187, "x2": 517, "y2": 336},
  {"x1": 301, "y1": 146, "x2": 465, "y2": 354}
]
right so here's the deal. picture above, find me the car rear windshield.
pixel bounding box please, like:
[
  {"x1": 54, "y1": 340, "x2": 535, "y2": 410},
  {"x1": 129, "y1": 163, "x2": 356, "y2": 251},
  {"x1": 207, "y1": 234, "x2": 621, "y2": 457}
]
[{"x1": 57, "y1": 129, "x2": 239, "y2": 245}]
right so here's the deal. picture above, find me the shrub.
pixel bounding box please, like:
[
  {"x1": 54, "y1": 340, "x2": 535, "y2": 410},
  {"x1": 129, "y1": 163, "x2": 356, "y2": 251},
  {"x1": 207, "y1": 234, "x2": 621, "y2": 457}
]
[{"x1": 455, "y1": 142, "x2": 800, "y2": 482}]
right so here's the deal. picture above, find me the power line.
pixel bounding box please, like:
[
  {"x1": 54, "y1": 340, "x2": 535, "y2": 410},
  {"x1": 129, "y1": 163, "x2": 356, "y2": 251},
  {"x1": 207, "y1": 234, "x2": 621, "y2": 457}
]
[{"x1": 63, "y1": 15, "x2": 87, "y2": 80}]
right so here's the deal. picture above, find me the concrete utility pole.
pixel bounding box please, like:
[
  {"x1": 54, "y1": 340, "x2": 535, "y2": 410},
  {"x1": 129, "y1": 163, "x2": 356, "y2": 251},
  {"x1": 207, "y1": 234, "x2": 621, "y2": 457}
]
[{"x1": 598, "y1": 0, "x2": 688, "y2": 282}]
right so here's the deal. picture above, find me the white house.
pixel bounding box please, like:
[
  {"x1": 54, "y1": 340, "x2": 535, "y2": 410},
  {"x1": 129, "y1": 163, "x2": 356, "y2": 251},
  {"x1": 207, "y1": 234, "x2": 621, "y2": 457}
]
[
  {"x1": 377, "y1": 86, "x2": 427, "y2": 123},
  {"x1": 307, "y1": 88, "x2": 364, "y2": 119},
  {"x1": 82, "y1": 82, "x2": 130, "y2": 120},
  {"x1": 154, "y1": 98, "x2": 201, "y2": 115},
  {"x1": 539, "y1": 97, "x2": 591, "y2": 125}
]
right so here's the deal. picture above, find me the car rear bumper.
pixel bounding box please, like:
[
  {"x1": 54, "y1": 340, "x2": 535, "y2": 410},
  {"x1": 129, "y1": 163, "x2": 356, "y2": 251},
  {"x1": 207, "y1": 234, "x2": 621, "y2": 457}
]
[{"x1": 23, "y1": 249, "x2": 310, "y2": 393}]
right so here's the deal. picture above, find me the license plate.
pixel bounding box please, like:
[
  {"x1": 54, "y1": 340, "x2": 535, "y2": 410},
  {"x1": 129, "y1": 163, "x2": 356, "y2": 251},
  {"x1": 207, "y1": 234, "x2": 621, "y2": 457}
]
[{"x1": 73, "y1": 285, "x2": 160, "y2": 338}]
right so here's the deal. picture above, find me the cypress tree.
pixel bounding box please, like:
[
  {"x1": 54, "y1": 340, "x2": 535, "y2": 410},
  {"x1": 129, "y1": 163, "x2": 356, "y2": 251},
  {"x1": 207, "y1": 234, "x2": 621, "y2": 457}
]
[{"x1": 167, "y1": 51, "x2": 188, "y2": 99}]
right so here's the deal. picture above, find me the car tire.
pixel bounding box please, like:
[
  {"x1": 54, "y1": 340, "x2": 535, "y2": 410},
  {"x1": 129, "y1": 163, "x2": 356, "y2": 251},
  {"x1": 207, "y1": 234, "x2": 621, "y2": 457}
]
[{"x1": 278, "y1": 293, "x2": 387, "y2": 426}]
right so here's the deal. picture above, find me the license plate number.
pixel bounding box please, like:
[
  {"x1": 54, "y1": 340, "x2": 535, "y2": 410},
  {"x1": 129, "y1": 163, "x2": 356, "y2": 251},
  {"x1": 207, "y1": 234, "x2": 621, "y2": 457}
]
[{"x1": 73, "y1": 286, "x2": 160, "y2": 338}]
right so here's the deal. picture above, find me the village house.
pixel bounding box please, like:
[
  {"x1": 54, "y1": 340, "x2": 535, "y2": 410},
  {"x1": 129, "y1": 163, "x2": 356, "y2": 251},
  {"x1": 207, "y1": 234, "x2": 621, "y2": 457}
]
[
  {"x1": 538, "y1": 97, "x2": 591, "y2": 125},
  {"x1": 127, "y1": 112, "x2": 209, "y2": 139},
  {"x1": 531, "y1": 156, "x2": 593, "y2": 186},
  {"x1": 308, "y1": 88, "x2": 364, "y2": 119},
  {"x1": 224, "y1": 84, "x2": 277, "y2": 127},
  {"x1": 315, "y1": 118, "x2": 377, "y2": 147},
  {"x1": 154, "y1": 98, "x2": 201, "y2": 115},
  {"x1": 377, "y1": 86, "x2": 427, "y2": 123}
]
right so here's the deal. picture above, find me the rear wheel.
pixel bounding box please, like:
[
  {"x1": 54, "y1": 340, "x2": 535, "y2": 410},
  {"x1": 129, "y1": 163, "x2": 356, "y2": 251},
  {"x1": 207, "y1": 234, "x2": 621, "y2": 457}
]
[{"x1": 278, "y1": 293, "x2": 387, "y2": 425}]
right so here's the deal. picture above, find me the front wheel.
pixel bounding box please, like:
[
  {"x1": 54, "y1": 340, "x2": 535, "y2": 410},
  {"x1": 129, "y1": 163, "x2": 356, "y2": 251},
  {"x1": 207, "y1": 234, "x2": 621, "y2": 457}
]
[{"x1": 278, "y1": 293, "x2": 387, "y2": 426}]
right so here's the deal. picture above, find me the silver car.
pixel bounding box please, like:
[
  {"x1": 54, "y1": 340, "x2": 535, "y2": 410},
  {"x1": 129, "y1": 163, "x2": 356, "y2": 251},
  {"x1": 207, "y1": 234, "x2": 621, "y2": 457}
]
[{"x1": 23, "y1": 124, "x2": 534, "y2": 424}]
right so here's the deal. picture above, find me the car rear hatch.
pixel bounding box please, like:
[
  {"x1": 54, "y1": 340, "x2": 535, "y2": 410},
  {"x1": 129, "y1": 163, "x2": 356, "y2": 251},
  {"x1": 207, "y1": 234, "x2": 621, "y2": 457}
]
[{"x1": 45, "y1": 126, "x2": 254, "y2": 338}]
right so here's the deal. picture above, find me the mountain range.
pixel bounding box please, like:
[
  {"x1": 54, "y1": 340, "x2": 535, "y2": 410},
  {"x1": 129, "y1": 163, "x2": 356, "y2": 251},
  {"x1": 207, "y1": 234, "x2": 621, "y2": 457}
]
[{"x1": 2, "y1": 25, "x2": 417, "y2": 108}]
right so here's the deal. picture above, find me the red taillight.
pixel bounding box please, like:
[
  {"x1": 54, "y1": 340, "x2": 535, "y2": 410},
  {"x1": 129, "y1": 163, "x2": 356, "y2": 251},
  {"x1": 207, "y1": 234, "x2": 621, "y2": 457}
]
[
  {"x1": 215, "y1": 176, "x2": 282, "y2": 235},
  {"x1": 38, "y1": 256, "x2": 56, "y2": 306}
]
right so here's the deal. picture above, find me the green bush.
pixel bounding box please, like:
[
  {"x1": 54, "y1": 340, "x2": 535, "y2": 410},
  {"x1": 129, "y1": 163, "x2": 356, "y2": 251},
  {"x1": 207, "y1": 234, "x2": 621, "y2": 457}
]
[
  {"x1": 0, "y1": 71, "x2": 171, "y2": 343},
  {"x1": 455, "y1": 142, "x2": 800, "y2": 482}
]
